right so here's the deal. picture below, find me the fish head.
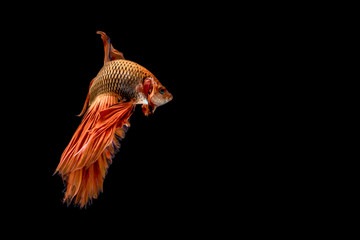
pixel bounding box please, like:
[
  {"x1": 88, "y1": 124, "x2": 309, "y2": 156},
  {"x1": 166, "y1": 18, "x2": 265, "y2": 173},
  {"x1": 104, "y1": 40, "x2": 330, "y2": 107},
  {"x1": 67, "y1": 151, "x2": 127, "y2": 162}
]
[
  {"x1": 142, "y1": 76, "x2": 173, "y2": 115},
  {"x1": 149, "y1": 78, "x2": 173, "y2": 108}
]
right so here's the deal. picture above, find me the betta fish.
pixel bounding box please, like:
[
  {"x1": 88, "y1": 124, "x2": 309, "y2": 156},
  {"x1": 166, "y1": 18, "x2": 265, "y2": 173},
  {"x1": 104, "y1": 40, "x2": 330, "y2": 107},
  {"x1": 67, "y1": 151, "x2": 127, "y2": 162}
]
[{"x1": 54, "y1": 31, "x2": 173, "y2": 208}]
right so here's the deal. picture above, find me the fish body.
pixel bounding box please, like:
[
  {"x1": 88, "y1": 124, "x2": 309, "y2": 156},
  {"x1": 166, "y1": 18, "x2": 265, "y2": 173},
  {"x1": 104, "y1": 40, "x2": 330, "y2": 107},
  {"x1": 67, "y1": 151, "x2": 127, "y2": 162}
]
[
  {"x1": 89, "y1": 59, "x2": 153, "y2": 105},
  {"x1": 54, "y1": 31, "x2": 172, "y2": 207}
]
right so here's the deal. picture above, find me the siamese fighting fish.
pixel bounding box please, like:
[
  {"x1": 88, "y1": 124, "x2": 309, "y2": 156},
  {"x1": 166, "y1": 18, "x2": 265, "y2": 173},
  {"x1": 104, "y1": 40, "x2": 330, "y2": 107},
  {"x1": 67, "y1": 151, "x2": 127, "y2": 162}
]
[{"x1": 54, "y1": 31, "x2": 173, "y2": 208}]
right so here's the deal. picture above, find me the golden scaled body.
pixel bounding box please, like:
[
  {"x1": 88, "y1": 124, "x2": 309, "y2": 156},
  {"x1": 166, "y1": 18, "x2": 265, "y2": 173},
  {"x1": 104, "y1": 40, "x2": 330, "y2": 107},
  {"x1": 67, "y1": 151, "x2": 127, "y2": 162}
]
[{"x1": 89, "y1": 60, "x2": 154, "y2": 105}]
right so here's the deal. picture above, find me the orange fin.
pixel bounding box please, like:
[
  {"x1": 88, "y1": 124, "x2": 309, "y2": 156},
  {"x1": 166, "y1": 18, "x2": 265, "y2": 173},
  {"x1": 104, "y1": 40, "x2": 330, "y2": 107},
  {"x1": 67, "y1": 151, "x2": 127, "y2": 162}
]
[
  {"x1": 78, "y1": 78, "x2": 95, "y2": 117},
  {"x1": 96, "y1": 31, "x2": 125, "y2": 64},
  {"x1": 142, "y1": 77, "x2": 156, "y2": 116},
  {"x1": 142, "y1": 104, "x2": 151, "y2": 116},
  {"x1": 55, "y1": 95, "x2": 135, "y2": 208}
]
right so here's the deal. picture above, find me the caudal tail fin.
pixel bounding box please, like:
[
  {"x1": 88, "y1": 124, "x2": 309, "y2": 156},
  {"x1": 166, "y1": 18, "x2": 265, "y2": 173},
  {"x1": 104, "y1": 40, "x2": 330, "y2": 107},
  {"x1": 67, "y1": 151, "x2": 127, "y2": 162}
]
[{"x1": 55, "y1": 94, "x2": 134, "y2": 208}]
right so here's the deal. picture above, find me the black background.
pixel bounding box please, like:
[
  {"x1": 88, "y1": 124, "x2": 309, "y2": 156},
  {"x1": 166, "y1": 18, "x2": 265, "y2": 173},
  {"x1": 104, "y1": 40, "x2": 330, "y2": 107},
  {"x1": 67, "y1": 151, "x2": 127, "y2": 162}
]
[
  {"x1": 2, "y1": 8, "x2": 275, "y2": 234},
  {"x1": 1, "y1": 4, "x2": 338, "y2": 236},
  {"x1": 0, "y1": 6, "x2": 309, "y2": 236},
  {"x1": 5, "y1": 16, "x2": 238, "y2": 228}
]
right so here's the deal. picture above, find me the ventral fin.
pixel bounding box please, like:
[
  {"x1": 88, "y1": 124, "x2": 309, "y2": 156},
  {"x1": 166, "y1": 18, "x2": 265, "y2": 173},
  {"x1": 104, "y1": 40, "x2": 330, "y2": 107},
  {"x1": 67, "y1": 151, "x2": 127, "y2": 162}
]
[{"x1": 96, "y1": 31, "x2": 125, "y2": 64}]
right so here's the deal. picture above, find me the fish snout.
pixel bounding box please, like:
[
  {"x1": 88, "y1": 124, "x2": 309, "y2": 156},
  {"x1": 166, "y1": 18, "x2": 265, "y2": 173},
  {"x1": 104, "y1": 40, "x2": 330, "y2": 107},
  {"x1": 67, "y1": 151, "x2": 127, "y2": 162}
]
[{"x1": 167, "y1": 92, "x2": 173, "y2": 103}]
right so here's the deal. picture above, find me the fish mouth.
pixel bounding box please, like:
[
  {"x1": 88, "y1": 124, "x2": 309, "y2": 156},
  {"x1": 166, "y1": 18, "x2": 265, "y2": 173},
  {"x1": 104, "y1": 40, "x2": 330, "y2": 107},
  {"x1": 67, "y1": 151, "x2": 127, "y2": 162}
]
[
  {"x1": 168, "y1": 93, "x2": 173, "y2": 102},
  {"x1": 148, "y1": 93, "x2": 173, "y2": 114}
]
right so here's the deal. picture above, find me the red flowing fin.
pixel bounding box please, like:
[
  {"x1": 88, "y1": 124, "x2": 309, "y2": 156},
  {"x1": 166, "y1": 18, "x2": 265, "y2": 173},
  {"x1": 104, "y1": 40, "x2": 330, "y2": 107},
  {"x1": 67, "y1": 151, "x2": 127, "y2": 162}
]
[
  {"x1": 142, "y1": 104, "x2": 151, "y2": 116},
  {"x1": 96, "y1": 31, "x2": 125, "y2": 64},
  {"x1": 141, "y1": 77, "x2": 154, "y2": 116},
  {"x1": 78, "y1": 78, "x2": 95, "y2": 117},
  {"x1": 55, "y1": 95, "x2": 135, "y2": 208},
  {"x1": 143, "y1": 77, "x2": 153, "y2": 97},
  {"x1": 79, "y1": 100, "x2": 135, "y2": 168}
]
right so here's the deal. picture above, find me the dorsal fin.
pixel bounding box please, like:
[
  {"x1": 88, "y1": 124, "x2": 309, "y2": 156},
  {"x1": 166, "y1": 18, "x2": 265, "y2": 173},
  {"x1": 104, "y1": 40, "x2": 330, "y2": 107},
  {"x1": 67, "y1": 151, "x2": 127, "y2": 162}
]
[{"x1": 96, "y1": 31, "x2": 125, "y2": 64}]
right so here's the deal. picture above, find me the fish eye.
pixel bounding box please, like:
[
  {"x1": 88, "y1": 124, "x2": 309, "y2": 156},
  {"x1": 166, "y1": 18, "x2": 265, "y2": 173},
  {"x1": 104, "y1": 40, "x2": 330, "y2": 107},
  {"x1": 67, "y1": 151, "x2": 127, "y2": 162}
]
[{"x1": 160, "y1": 88, "x2": 165, "y2": 94}]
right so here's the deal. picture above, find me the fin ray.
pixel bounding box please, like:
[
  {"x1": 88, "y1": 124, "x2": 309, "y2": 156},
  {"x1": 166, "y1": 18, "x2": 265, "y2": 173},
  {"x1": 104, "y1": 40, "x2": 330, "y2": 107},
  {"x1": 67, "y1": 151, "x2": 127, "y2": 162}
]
[
  {"x1": 96, "y1": 31, "x2": 125, "y2": 64},
  {"x1": 55, "y1": 95, "x2": 135, "y2": 208}
]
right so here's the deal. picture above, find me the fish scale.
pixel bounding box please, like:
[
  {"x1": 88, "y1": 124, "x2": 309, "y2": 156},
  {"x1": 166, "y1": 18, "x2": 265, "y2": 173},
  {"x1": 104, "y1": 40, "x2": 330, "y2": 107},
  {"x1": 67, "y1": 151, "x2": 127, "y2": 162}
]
[{"x1": 89, "y1": 59, "x2": 153, "y2": 104}]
